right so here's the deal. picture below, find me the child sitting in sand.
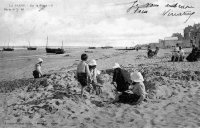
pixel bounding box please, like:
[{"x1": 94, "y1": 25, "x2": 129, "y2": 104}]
[
  {"x1": 88, "y1": 59, "x2": 101, "y2": 94},
  {"x1": 117, "y1": 71, "x2": 147, "y2": 105},
  {"x1": 33, "y1": 58, "x2": 43, "y2": 78},
  {"x1": 77, "y1": 53, "x2": 91, "y2": 98}
]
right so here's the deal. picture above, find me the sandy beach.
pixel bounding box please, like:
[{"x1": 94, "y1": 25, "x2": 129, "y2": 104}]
[{"x1": 0, "y1": 48, "x2": 200, "y2": 128}]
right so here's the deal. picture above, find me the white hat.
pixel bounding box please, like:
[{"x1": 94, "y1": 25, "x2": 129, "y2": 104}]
[
  {"x1": 38, "y1": 58, "x2": 43, "y2": 63},
  {"x1": 113, "y1": 63, "x2": 121, "y2": 69},
  {"x1": 130, "y1": 71, "x2": 144, "y2": 82},
  {"x1": 89, "y1": 59, "x2": 97, "y2": 66}
]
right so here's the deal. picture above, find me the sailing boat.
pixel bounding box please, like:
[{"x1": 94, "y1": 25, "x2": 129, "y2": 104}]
[
  {"x1": 45, "y1": 37, "x2": 65, "y2": 54},
  {"x1": 3, "y1": 42, "x2": 14, "y2": 51},
  {"x1": 27, "y1": 41, "x2": 37, "y2": 50}
]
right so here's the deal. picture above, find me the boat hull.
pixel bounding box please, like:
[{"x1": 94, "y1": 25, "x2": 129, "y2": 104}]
[
  {"x1": 27, "y1": 47, "x2": 37, "y2": 50},
  {"x1": 3, "y1": 48, "x2": 14, "y2": 51},
  {"x1": 46, "y1": 48, "x2": 65, "y2": 54}
]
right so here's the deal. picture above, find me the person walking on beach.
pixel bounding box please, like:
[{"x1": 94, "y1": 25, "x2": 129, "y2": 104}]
[
  {"x1": 88, "y1": 59, "x2": 101, "y2": 94},
  {"x1": 77, "y1": 53, "x2": 91, "y2": 98},
  {"x1": 112, "y1": 63, "x2": 131, "y2": 94},
  {"x1": 33, "y1": 58, "x2": 43, "y2": 78},
  {"x1": 117, "y1": 71, "x2": 147, "y2": 105}
]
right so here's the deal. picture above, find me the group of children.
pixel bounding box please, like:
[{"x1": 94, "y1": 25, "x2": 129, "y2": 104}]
[
  {"x1": 32, "y1": 53, "x2": 147, "y2": 105},
  {"x1": 76, "y1": 53, "x2": 101, "y2": 97},
  {"x1": 76, "y1": 53, "x2": 147, "y2": 105},
  {"x1": 147, "y1": 46, "x2": 159, "y2": 58}
]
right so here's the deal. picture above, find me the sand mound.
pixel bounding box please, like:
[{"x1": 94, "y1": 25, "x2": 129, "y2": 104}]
[
  {"x1": 1, "y1": 63, "x2": 200, "y2": 127},
  {"x1": 1, "y1": 70, "x2": 117, "y2": 127}
]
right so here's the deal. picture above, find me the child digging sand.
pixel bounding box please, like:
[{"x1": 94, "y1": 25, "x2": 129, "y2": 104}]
[
  {"x1": 77, "y1": 53, "x2": 91, "y2": 98},
  {"x1": 88, "y1": 59, "x2": 101, "y2": 95},
  {"x1": 117, "y1": 71, "x2": 147, "y2": 105}
]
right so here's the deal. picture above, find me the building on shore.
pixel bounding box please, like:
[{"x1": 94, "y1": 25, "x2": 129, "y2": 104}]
[
  {"x1": 158, "y1": 37, "x2": 191, "y2": 49},
  {"x1": 184, "y1": 23, "x2": 200, "y2": 48}
]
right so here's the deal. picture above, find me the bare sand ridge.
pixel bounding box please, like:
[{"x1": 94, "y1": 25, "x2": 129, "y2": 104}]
[{"x1": 0, "y1": 49, "x2": 200, "y2": 128}]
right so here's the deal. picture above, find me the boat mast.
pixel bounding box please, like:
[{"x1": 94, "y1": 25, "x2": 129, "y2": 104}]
[
  {"x1": 62, "y1": 40, "x2": 63, "y2": 49},
  {"x1": 28, "y1": 41, "x2": 30, "y2": 47},
  {"x1": 46, "y1": 36, "x2": 48, "y2": 48}
]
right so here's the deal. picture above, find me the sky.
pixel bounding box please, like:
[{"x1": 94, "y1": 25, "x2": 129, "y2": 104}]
[{"x1": 0, "y1": 0, "x2": 200, "y2": 47}]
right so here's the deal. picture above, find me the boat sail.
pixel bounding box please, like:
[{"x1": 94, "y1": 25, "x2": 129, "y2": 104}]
[{"x1": 27, "y1": 41, "x2": 37, "y2": 50}]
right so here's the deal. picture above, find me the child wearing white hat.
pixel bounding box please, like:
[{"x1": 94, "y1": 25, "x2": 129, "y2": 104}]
[
  {"x1": 33, "y1": 58, "x2": 43, "y2": 78},
  {"x1": 118, "y1": 71, "x2": 147, "y2": 105},
  {"x1": 88, "y1": 59, "x2": 101, "y2": 94}
]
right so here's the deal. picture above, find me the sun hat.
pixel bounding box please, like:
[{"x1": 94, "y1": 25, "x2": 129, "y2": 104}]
[
  {"x1": 130, "y1": 71, "x2": 144, "y2": 82},
  {"x1": 38, "y1": 58, "x2": 43, "y2": 63},
  {"x1": 89, "y1": 59, "x2": 97, "y2": 66},
  {"x1": 113, "y1": 63, "x2": 121, "y2": 69}
]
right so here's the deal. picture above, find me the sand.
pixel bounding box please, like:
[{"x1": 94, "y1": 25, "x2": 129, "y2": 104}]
[{"x1": 0, "y1": 48, "x2": 200, "y2": 128}]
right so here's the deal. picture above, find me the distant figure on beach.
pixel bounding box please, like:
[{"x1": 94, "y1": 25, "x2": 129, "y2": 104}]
[
  {"x1": 186, "y1": 45, "x2": 199, "y2": 62},
  {"x1": 33, "y1": 58, "x2": 43, "y2": 78},
  {"x1": 88, "y1": 59, "x2": 101, "y2": 94},
  {"x1": 117, "y1": 71, "x2": 147, "y2": 105},
  {"x1": 77, "y1": 53, "x2": 91, "y2": 98},
  {"x1": 112, "y1": 63, "x2": 131, "y2": 93},
  {"x1": 175, "y1": 43, "x2": 180, "y2": 51},
  {"x1": 147, "y1": 46, "x2": 159, "y2": 58},
  {"x1": 179, "y1": 46, "x2": 185, "y2": 61},
  {"x1": 171, "y1": 44, "x2": 180, "y2": 62}
]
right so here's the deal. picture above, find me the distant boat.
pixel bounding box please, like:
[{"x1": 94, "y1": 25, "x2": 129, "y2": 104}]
[
  {"x1": 45, "y1": 37, "x2": 65, "y2": 54},
  {"x1": 101, "y1": 46, "x2": 113, "y2": 49},
  {"x1": 3, "y1": 47, "x2": 14, "y2": 51},
  {"x1": 27, "y1": 47, "x2": 37, "y2": 50},
  {"x1": 88, "y1": 47, "x2": 96, "y2": 49},
  {"x1": 27, "y1": 41, "x2": 37, "y2": 50},
  {"x1": 117, "y1": 47, "x2": 136, "y2": 50},
  {"x1": 3, "y1": 42, "x2": 14, "y2": 51}
]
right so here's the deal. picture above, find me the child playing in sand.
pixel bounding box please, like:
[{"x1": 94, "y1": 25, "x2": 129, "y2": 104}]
[
  {"x1": 77, "y1": 53, "x2": 91, "y2": 98},
  {"x1": 33, "y1": 58, "x2": 43, "y2": 78},
  {"x1": 112, "y1": 63, "x2": 131, "y2": 93},
  {"x1": 88, "y1": 59, "x2": 101, "y2": 94},
  {"x1": 118, "y1": 71, "x2": 147, "y2": 105}
]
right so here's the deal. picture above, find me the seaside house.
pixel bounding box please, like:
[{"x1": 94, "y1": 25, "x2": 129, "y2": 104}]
[
  {"x1": 163, "y1": 37, "x2": 179, "y2": 48},
  {"x1": 184, "y1": 23, "x2": 200, "y2": 48}
]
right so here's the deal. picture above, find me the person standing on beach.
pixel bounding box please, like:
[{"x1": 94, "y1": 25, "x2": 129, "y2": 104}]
[
  {"x1": 88, "y1": 59, "x2": 101, "y2": 94},
  {"x1": 77, "y1": 53, "x2": 91, "y2": 98},
  {"x1": 118, "y1": 71, "x2": 147, "y2": 105},
  {"x1": 179, "y1": 46, "x2": 185, "y2": 61},
  {"x1": 33, "y1": 58, "x2": 43, "y2": 78},
  {"x1": 171, "y1": 44, "x2": 180, "y2": 62}
]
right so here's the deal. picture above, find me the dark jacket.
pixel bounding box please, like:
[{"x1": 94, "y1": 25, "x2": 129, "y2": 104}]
[{"x1": 113, "y1": 68, "x2": 131, "y2": 92}]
